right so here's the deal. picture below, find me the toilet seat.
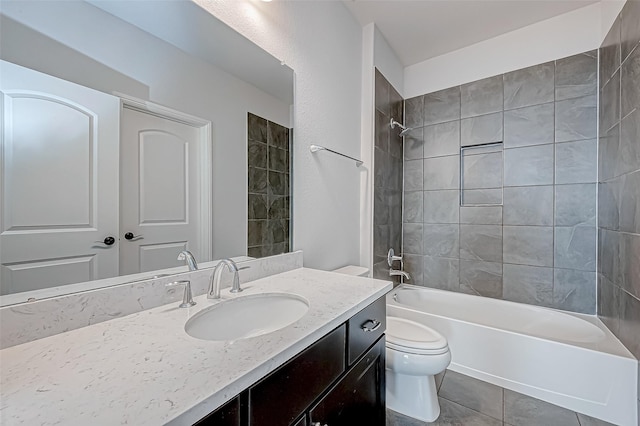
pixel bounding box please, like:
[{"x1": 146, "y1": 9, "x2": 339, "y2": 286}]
[{"x1": 386, "y1": 317, "x2": 449, "y2": 355}]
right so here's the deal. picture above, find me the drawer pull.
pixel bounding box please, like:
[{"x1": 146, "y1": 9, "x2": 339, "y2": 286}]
[{"x1": 361, "y1": 319, "x2": 381, "y2": 332}]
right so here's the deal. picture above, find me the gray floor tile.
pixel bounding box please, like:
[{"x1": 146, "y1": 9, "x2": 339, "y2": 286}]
[
  {"x1": 431, "y1": 398, "x2": 503, "y2": 426},
  {"x1": 435, "y1": 370, "x2": 447, "y2": 391},
  {"x1": 576, "y1": 412, "x2": 617, "y2": 426},
  {"x1": 387, "y1": 373, "x2": 595, "y2": 426},
  {"x1": 439, "y1": 371, "x2": 504, "y2": 421},
  {"x1": 387, "y1": 408, "x2": 428, "y2": 426},
  {"x1": 504, "y1": 389, "x2": 580, "y2": 426}
]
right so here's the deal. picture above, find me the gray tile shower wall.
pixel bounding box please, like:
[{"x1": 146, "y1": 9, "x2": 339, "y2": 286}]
[
  {"x1": 402, "y1": 50, "x2": 598, "y2": 313},
  {"x1": 597, "y1": 0, "x2": 640, "y2": 409},
  {"x1": 374, "y1": 69, "x2": 404, "y2": 281},
  {"x1": 247, "y1": 113, "x2": 291, "y2": 257}
]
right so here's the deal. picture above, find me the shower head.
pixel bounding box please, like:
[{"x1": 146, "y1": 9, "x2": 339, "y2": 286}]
[{"x1": 390, "y1": 118, "x2": 412, "y2": 137}]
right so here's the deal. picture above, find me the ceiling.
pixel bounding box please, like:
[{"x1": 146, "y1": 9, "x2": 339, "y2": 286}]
[{"x1": 343, "y1": 0, "x2": 599, "y2": 66}]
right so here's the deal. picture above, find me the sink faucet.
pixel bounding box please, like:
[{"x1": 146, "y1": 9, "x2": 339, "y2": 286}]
[
  {"x1": 177, "y1": 250, "x2": 198, "y2": 271},
  {"x1": 389, "y1": 269, "x2": 411, "y2": 281},
  {"x1": 208, "y1": 258, "x2": 242, "y2": 299}
]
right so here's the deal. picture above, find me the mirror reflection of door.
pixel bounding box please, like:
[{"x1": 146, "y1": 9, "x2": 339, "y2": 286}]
[
  {"x1": 119, "y1": 106, "x2": 211, "y2": 275},
  {"x1": 0, "y1": 60, "x2": 119, "y2": 294},
  {"x1": 0, "y1": 61, "x2": 212, "y2": 295}
]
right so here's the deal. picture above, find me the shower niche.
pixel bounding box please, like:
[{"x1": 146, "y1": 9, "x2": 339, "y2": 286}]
[{"x1": 460, "y1": 142, "x2": 504, "y2": 206}]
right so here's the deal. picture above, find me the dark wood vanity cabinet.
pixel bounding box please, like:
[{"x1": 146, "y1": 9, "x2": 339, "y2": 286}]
[
  {"x1": 194, "y1": 395, "x2": 242, "y2": 426},
  {"x1": 308, "y1": 338, "x2": 385, "y2": 426},
  {"x1": 195, "y1": 296, "x2": 386, "y2": 426}
]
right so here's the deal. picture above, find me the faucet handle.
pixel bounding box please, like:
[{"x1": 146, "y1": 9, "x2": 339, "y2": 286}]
[
  {"x1": 387, "y1": 248, "x2": 403, "y2": 267},
  {"x1": 166, "y1": 280, "x2": 196, "y2": 308}
]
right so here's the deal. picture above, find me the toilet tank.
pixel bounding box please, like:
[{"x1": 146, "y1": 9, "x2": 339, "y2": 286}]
[{"x1": 332, "y1": 265, "x2": 369, "y2": 277}]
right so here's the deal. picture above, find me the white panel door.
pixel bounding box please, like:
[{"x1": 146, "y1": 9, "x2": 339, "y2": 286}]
[
  {"x1": 120, "y1": 107, "x2": 202, "y2": 275},
  {"x1": 0, "y1": 60, "x2": 119, "y2": 295}
]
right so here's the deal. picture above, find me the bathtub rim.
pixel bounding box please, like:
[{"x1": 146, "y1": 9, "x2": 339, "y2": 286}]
[{"x1": 388, "y1": 283, "x2": 635, "y2": 360}]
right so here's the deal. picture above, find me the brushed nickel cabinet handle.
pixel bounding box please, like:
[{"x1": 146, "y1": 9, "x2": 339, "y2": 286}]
[{"x1": 361, "y1": 319, "x2": 381, "y2": 332}]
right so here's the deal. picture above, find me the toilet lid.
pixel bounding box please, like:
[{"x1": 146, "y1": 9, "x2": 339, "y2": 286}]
[{"x1": 386, "y1": 317, "x2": 448, "y2": 352}]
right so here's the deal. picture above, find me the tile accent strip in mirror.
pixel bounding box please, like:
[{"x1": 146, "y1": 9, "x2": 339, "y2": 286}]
[
  {"x1": 0, "y1": 251, "x2": 303, "y2": 349},
  {"x1": 247, "y1": 113, "x2": 291, "y2": 258}
]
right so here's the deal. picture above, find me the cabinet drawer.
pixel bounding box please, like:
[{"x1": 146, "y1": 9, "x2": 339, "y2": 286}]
[
  {"x1": 249, "y1": 324, "x2": 346, "y2": 426},
  {"x1": 347, "y1": 296, "x2": 386, "y2": 365},
  {"x1": 309, "y1": 336, "x2": 385, "y2": 426}
]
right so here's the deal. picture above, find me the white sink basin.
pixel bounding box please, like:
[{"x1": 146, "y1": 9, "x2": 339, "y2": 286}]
[{"x1": 185, "y1": 293, "x2": 309, "y2": 341}]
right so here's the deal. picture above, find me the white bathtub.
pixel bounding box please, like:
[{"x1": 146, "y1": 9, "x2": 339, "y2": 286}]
[{"x1": 387, "y1": 284, "x2": 638, "y2": 426}]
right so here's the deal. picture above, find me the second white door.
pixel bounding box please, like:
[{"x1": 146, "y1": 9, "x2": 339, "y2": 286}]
[{"x1": 119, "y1": 106, "x2": 207, "y2": 275}]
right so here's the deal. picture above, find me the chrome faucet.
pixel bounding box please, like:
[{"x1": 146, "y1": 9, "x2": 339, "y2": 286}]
[
  {"x1": 389, "y1": 269, "x2": 411, "y2": 281},
  {"x1": 177, "y1": 250, "x2": 198, "y2": 271},
  {"x1": 208, "y1": 258, "x2": 242, "y2": 299}
]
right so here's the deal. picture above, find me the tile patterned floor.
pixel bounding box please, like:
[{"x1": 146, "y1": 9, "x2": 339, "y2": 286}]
[{"x1": 386, "y1": 370, "x2": 616, "y2": 426}]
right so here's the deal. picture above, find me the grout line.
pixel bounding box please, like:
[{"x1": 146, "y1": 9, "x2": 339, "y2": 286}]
[{"x1": 503, "y1": 384, "x2": 506, "y2": 424}]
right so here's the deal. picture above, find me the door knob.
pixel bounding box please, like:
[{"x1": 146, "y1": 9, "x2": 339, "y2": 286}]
[
  {"x1": 102, "y1": 236, "x2": 115, "y2": 246},
  {"x1": 124, "y1": 232, "x2": 142, "y2": 241}
]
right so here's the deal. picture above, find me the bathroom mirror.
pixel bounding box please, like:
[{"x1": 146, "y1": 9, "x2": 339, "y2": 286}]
[{"x1": 0, "y1": 0, "x2": 294, "y2": 304}]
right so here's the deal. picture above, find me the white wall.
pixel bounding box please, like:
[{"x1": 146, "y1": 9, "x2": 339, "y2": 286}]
[
  {"x1": 359, "y1": 24, "x2": 376, "y2": 273},
  {"x1": 197, "y1": 0, "x2": 364, "y2": 270},
  {"x1": 0, "y1": 2, "x2": 291, "y2": 261},
  {"x1": 600, "y1": 0, "x2": 626, "y2": 38},
  {"x1": 374, "y1": 26, "x2": 405, "y2": 98},
  {"x1": 404, "y1": 3, "x2": 604, "y2": 98}
]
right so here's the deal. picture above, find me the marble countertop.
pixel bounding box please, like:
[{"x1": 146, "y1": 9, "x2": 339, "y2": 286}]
[{"x1": 0, "y1": 268, "x2": 392, "y2": 425}]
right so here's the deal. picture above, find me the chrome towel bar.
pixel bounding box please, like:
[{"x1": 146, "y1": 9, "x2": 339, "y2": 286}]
[{"x1": 310, "y1": 144, "x2": 363, "y2": 167}]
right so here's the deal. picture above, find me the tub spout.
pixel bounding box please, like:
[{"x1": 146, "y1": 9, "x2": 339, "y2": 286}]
[{"x1": 389, "y1": 269, "x2": 410, "y2": 281}]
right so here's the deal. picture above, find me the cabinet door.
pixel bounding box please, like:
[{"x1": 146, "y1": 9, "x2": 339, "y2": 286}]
[
  {"x1": 194, "y1": 396, "x2": 241, "y2": 426},
  {"x1": 309, "y1": 337, "x2": 385, "y2": 426},
  {"x1": 292, "y1": 415, "x2": 307, "y2": 426},
  {"x1": 249, "y1": 325, "x2": 346, "y2": 426}
]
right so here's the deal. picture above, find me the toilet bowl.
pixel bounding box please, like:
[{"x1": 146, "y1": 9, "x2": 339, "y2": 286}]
[
  {"x1": 330, "y1": 266, "x2": 451, "y2": 421},
  {"x1": 385, "y1": 316, "x2": 451, "y2": 422}
]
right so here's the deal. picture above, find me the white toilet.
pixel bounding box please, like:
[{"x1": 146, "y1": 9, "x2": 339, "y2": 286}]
[
  {"x1": 385, "y1": 316, "x2": 451, "y2": 422},
  {"x1": 331, "y1": 266, "x2": 451, "y2": 422}
]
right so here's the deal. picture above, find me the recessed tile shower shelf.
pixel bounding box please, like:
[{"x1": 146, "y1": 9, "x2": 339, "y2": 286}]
[{"x1": 460, "y1": 141, "x2": 504, "y2": 206}]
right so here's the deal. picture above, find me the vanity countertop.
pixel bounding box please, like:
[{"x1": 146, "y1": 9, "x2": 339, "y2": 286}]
[{"x1": 0, "y1": 268, "x2": 392, "y2": 425}]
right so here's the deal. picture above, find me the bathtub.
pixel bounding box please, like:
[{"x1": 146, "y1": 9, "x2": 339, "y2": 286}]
[{"x1": 387, "y1": 284, "x2": 638, "y2": 426}]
